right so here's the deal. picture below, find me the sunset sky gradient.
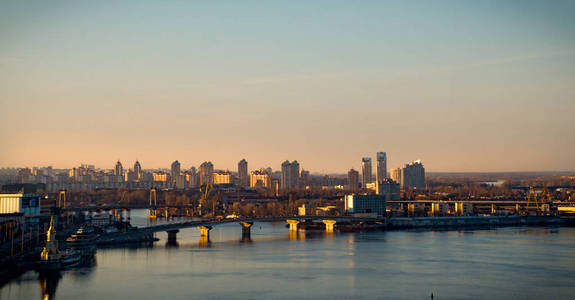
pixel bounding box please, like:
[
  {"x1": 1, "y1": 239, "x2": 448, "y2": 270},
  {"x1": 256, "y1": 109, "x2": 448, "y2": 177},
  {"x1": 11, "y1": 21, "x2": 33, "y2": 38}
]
[{"x1": 1, "y1": 0, "x2": 574, "y2": 172}]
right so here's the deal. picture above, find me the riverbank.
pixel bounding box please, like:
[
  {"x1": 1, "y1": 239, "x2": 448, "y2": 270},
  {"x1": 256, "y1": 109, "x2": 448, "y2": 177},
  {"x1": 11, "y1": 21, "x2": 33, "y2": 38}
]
[
  {"x1": 96, "y1": 230, "x2": 158, "y2": 245},
  {"x1": 386, "y1": 215, "x2": 572, "y2": 230}
]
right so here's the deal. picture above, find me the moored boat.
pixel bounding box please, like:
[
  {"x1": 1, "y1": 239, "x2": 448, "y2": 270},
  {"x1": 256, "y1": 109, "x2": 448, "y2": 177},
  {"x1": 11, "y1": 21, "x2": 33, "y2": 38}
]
[
  {"x1": 66, "y1": 226, "x2": 99, "y2": 247},
  {"x1": 38, "y1": 217, "x2": 83, "y2": 271}
]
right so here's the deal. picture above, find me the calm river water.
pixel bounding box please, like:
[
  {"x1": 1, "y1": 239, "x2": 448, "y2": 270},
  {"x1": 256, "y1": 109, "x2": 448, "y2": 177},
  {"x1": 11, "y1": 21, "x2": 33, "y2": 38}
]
[{"x1": 1, "y1": 210, "x2": 574, "y2": 299}]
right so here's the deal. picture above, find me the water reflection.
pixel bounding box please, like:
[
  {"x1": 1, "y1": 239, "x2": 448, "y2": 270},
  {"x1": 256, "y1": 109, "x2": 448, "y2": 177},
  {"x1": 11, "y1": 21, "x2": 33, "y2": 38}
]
[
  {"x1": 198, "y1": 236, "x2": 211, "y2": 248},
  {"x1": 165, "y1": 240, "x2": 179, "y2": 248},
  {"x1": 2, "y1": 224, "x2": 575, "y2": 300},
  {"x1": 38, "y1": 271, "x2": 61, "y2": 300}
]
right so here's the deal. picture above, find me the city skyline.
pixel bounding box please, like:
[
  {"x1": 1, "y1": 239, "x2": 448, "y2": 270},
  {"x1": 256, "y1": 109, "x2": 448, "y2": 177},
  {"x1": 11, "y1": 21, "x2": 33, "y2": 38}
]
[{"x1": 1, "y1": 1, "x2": 575, "y2": 172}]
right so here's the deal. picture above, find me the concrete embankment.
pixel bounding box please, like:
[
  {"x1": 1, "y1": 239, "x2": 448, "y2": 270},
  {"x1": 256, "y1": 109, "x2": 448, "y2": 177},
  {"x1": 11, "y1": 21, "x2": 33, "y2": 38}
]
[
  {"x1": 387, "y1": 215, "x2": 568, "y2": 229},
  {"x1": 97, "y1": 231, "x2": 157, "y2": 246}
]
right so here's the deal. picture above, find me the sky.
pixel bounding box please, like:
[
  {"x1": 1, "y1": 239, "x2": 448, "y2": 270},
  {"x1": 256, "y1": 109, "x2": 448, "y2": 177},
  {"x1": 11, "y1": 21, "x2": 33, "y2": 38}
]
[{"x1": 1, "y1": 0, "x2": 574, "y2": 173}]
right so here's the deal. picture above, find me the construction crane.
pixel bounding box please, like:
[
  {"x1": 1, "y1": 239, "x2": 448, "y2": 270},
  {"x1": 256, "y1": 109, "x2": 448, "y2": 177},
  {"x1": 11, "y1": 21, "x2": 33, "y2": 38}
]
[
  {"x1": 526, "y1": 187, "x2": 552, "y2": 215},
  {"x1": 200, "y1": 177, "x2": 213, "y2": 217}
]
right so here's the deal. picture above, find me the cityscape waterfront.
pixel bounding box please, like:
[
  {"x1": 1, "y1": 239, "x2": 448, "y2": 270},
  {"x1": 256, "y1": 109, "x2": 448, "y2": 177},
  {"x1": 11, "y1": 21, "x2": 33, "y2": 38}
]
[{"x1": 2, "y1": 1, "x2": 575, "y2": 299}]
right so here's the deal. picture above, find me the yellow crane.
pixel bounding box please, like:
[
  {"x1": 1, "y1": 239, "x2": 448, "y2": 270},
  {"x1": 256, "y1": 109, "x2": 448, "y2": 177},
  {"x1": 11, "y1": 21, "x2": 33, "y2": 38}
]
[{"x1": 200, "y1": 177, "x2": 213, "y2": 217}]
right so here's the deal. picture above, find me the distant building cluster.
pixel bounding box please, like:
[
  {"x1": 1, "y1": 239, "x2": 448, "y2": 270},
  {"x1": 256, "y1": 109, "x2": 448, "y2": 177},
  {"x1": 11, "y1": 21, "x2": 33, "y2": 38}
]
[
  {"x1": 0, "y1": 152, "x2": 424, "y2": 201},
  {"x1": 390, "y1": 160, "x2": 425, "y2": 189},
  {"x1": 343, "y1": 152, "x2": 426, "y2": 216}
]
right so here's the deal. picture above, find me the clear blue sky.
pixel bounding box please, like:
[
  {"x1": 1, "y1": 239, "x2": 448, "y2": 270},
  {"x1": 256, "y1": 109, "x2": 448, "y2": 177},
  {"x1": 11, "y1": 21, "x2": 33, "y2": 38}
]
[{"x1": 1, "y1": 0, "x2": 574, "y2": 172}]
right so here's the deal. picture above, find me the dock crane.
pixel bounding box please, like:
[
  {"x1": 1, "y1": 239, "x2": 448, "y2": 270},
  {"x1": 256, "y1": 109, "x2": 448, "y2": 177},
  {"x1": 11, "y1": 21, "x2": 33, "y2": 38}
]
[{"x1": 199, "y1": 177, "x2": 214, "y2": 217}]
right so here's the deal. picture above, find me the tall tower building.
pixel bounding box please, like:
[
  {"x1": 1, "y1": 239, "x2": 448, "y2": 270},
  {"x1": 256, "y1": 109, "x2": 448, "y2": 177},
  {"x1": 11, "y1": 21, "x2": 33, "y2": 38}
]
[
  {"x1": 171, "y1": 160, "x2": 181, "y2": 179},
  {"x1": 376, "y1": 152, "x2": 387, "y2": 195},
  {"x1": 281, "y1": 160, "x2": 300, "y2": 190},
  {"x1": 238, "y1": 159, "x2": 249, "y2": 187},
  {"x1": 300, "y1": 169, "x2": 310, "y2": 187},
  {"x1": 361, "y1": 157, "x2": 372, "y2": 188},
  {"x1": 348, "y1": 168, "x2": 359, "y2": 193},
  {"x1": 376, "y1": 152, "x2": 387, "y2": 182},
  {"x1": 199, "y1": 161, "x2": 214, "y2": 186},
  {"x1": 134, "y1": 160, "x2": 142, "y2": 181},
  {"x1": 114, "y1": 161, "x2": 123, "y2": 176}
]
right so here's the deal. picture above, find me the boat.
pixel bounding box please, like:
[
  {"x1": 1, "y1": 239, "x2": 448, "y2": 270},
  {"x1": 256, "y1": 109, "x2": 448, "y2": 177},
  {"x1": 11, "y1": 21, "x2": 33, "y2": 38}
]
[
  {"x1": 66, "y1": 226, "x2": 99, "y2": 247},
  {"x1": 38, "y1": 250, "x2": 82, "y2": 271},
  {"x1": 66, "y1": 226, "x2": 99, "y2": 257},
  {"x1": 38, "y1": 217, "x2": 82, "y2": 271}
]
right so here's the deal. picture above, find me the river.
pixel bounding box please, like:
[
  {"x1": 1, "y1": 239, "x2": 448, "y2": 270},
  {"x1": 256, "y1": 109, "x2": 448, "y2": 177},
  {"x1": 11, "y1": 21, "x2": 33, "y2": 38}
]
[{"x1": 1, "y1": 210, "x2": 574, "y2": 299}]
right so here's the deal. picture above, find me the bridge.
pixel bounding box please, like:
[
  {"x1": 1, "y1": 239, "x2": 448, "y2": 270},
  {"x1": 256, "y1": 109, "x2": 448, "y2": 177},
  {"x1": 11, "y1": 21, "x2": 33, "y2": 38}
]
[{"x1": 132, "y1": 216, "x2": 383, "y2": 245}]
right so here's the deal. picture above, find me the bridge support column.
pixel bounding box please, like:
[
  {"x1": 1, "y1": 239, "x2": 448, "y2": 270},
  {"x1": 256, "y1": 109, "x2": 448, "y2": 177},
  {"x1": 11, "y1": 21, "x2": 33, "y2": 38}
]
[
  {"x1": 322, "y1": 220, "x2": 337, "y2": 233},
  {"x1": 167, "y1": 229, "x2": 179, "y2": 244},
  {"x1": 198, "y1": 226, "x2": 212, "y2": 238},
  {"x1": 239, "y1": 222, "x2": 253, "y2": 239},
  {"x1": 286, "y1": 220, "x2": 300, "y2": 232}
]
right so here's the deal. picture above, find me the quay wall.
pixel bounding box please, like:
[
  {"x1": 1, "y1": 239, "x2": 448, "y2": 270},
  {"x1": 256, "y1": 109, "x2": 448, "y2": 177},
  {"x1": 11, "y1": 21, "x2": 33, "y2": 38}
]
[{"x1": 387, "y1": 215, "x2": 566, "y2": 229}]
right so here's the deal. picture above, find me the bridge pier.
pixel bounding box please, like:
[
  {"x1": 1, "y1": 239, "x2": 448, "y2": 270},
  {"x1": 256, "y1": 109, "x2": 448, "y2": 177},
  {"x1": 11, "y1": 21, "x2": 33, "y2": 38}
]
[
  {"x1": 239, "y1": 222, "x2": 253, "y2": 239},
  {"x1": 198, "y1": 225, "x2": 212, "y2": 238},
  {"x1": 149, "y1": 208, "x2": 157, "y2": 218},
  {"x1": 167, "y1": 229, "x2": 179, "y2": 245},
  {"x1": 322, "y1": 220, "x2": 337, "y2": 233},
  {"x1": 286, "y1": 220, "x2": 300, "y2": 232}
]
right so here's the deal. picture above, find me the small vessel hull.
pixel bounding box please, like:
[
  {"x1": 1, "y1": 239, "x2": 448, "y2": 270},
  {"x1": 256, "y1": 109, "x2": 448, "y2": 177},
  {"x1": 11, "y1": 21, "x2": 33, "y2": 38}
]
[{"x1": 38, "y1": 253, "x2": 82, "y2": 271}]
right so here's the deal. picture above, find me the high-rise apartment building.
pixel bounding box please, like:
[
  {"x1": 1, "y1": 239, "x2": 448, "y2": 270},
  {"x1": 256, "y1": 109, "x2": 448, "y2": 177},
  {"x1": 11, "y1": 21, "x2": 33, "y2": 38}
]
[
  {"x1": 348, "y1": 168, "x2": 359, "y2": 193},
  {"x1": 188, "y1": 167, "x2": 200, "y2": 188},
  {"x1": 199, "y1": 161, "x2": 214, "y2": 186},
  {"x1": 376, "y1": 152, "x2": 387, "y2": 182},
  {"x1": 376, "y1": 152, "x2": 388, "y2": 195},
  {"x1": 361, "y1": 157, "x2": 372, "y2": 188},
  {"x1": 133, "y1": 161, "x2": 142, "y2": 181},
  {"x1": 238, "y1": 159, "x2": 249, "y2": 187},
  {"x1": 390, "y1": 168, "x2": 402, "y2": 186},
  {"x1": 170, "y1": 160, "x2": 181, "y2": 179},
  {"x1": 114, "y1": 161, "x2": 123, "y2": 176},
  {"x1": 300, "y1": 169, "x2": 310, "y2": 187},
  {"x1": 281, "y1": 160, "x2": 300, "y2": 190},
  {"x1": 401, "y1": 160, "x2": 425, "y2": 189}
]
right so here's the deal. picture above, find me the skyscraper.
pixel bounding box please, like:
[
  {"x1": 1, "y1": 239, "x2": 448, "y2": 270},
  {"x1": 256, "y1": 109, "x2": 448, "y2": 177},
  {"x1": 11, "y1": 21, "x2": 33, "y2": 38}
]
[
  {"x1": 170, "y1": 160, "x2": 181, "y2": 179},
  {"x1": 361, "y1": 157, "x2": 372, "y2": 188},
  {"x1": 376, "y1": 152, "x2": 387, "y2": 195},
  {"x1": 281, "y1": 160, "x2": 300, "y2": 190},
  {"x1": 238, "y1": 159, "x2": 249, "y2": 187},
  {"x1": 133, "y1": 160, "x2": 142, "y2": 181},
  {"x1": 348, "y1": 168, "x2": 359, "y2": 193},
  {"x1": 199, "y1": 161, "x2": 214, "y2": 186},
  {"x1": 376, "y1": 152, "x2": 387, "y2": 182},
  {"x1": 114, "y1": 160, "x2": 123, "y2": 176}
]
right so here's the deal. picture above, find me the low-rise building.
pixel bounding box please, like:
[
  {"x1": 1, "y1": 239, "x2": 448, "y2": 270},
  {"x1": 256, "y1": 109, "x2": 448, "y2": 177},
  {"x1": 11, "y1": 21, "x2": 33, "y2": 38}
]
[
  {"x1": 0, "y1": 193, "x2": 41, "y2": 215},
  {"x1": 250, "y1": 169, "x2": 271, "y2": 189},
  {"x1": 212, "y1": 171, "x2": 231, "y2": 185},
  {"x1": 344, "y1": 194, "x2": 386, "y2": 217}
]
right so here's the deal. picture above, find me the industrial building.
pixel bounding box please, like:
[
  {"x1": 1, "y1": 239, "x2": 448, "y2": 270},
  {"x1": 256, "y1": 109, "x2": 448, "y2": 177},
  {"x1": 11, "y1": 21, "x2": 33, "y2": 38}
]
[
  {"x1": 344, "y1": 194, "x2": 387, "y2": 217},
  {"x1": 0, "y1": 193, "x2": 41, "y2": 215}
]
